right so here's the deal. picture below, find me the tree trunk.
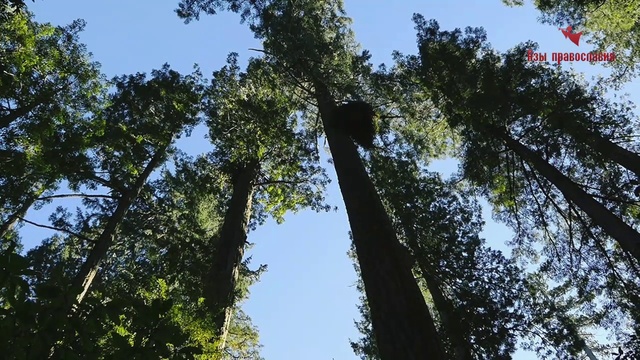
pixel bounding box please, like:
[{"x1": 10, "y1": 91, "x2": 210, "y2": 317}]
[
  {"x1": 422, "y1": 274, "x2": 470, "y2": 360},
  {"x1": 204, "y1": 159, "x2": 259, "y2": 350},
  {"x1": 400, "y1": 219, "x2": 473, "y2": 360},
  {"x1": 43, "y1": 146, "x2": 170, "y2": 359},
  {"x1": 0, "y1": 87, "x2": 64, "y2": 129},
  {"x1": 559, "y1": 119, "x2": 640, "y2": 179},
  {"x1": 314, "y1": 83, "x2": 444, "y2": 360},
  {"x1": 0, "y1": 186, "x2": 46, "y2": 239},
  {"x1": 496, "y1": 127, "x2": 640, "y2": 261},
  {"x1": 64, "y1": 146, "x2": 169, "y2": 310},
  {"x1": 0, "y1": 103, "x2": 38, "y2": 129}
]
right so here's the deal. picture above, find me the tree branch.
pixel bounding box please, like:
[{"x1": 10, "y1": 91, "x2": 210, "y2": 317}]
[
  {"x1": 254, "y1": 178, "x2": 309, "y2": 186},
  {"x1": 17, "y1": 217, "x2": 96, "y2": 244},
  {"x1": 38, "y1": 193, "x2": 119, "y2": 201}
]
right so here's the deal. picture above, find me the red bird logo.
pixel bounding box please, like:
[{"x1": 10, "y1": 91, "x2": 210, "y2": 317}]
[{"x1": 560, "y1": 26, "x2": 582, "y2": 46}]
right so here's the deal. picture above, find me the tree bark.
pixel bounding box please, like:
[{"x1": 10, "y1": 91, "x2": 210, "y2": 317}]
[
  {"x1": 314, "y1": 83, "x2": 444, "y2": 360},
  {"x1": 204, "y1": 159, "x2": 259, "y2": 350},
  {"x1": 496, "y1": 127, "x2": 640, "y2": 261}
]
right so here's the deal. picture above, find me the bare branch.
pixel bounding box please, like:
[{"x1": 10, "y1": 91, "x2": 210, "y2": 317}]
[
  {"x1": 17, "y1": 217, "x2": 96, "y2": 244},
  {"x1": 254, "y1": 178, "x2": 309, "y2": 186},
  {"x1": 38, "y1": 193, "x2": 119, "y2": 201}
]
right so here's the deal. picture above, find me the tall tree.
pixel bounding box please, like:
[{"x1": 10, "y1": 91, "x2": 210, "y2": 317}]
[
  {"x1": 61, "y1": 64, "x2": 205, "y2": 310},
  {"x1": 406, "y1": 15, "x2": 640, "y2": 354},
  {"x1": 33, "y1": 65, "x2": 206, "y2": 358},
  {"x1": 5, "y1": 153, "x2": 266, "y2": 359},
  {"x1": 409, "y1": 15, "x2": 640, "y2": 260},
  {"x1": 201, "y1": 53, "x2": 330, "y2": 350},
  {"x1": 176, "y1": 1, "x2": 446, "y2": 358},
  {"x1": 0, "y1": 11, "x2": 104, "y2": 241},
  {"x1": 352, "y1": 51, "x2": 615, "y2": 358}
]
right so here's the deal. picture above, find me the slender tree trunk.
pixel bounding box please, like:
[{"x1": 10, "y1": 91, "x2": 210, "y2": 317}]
[
  {"x1": 495, "y1": 127, "x2": 640, "y2": 261},
  {"x1": 314, "y1": 83, "x2": 444, "y2": 360},
  {"x1": 0, "y1": 186, "x2": 46, "y2": 239},
  {"x1": 64, "y1": 146, "x2": 169, "y2": 310},
  {"x1": 559, "y1": 120, "x2": 640, "y2": 179},
  {"x1": 411, "y1": 248, "x2": 472, "y2": 360},
  {"x1": 204, "y1": 159, "x2": 259, "y2": 350},
  {"x1": 421, "y1": 272, "x2": 470, "y2": 360},
  {"x1": 43, "y1": 146, "x2": 170, "y2": 359},
  {"x1": 399, "y1": 219, "x2": 473, "y2": 360}
]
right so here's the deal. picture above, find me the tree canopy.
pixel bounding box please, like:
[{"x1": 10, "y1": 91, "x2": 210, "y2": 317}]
[{"x1": 1, "y1": 2, "x2": 640, "y2": 359}]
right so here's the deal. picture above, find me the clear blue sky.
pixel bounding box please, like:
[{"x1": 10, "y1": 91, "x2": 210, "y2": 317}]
[{"x1": 22, "y1": 1, "x2": 638, "y2": 359}]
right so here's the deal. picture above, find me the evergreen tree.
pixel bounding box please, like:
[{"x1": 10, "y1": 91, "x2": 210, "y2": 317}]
[
  {"x1": 201, "y1": 53, "x2": 330, "y2": 351},
  {"x1": 176, "y1": 1, "x2": 446, "y2": 358},
  {"x1": 404, "y1": 15, "x2": 640, "y2": 356}
]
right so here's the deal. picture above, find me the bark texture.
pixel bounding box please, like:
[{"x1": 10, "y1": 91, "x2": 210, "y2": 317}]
[
  {"x1": 315, "y1": 83, "x2": 444, "y2": 360},
  {"x1": 204, "y1": 159, "x2": 259, "y2": 350}
]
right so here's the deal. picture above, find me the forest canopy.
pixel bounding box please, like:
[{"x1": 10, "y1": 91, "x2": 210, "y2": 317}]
[{"x1": 1, "y1": 1, "x2": 639, "y2": 359}]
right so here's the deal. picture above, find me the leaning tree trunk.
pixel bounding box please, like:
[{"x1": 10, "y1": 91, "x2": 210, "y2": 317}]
[
  {"x1": 43, "y1": 145, "x2": 170, "y2": 359},
  {"x1": 0, "y1": 185, "x2": 46, "y2": 239},
  {"x1": 557, "y1": 119, "x2": 640, "y2": 179},
  {"x1": 399, "y1": 220, "x2": 473, "y2": 360},
  {"x1": 421, "y1": 271, "x2": 470, "y2": 360},
  {"x1": 204, "y1": 159, "x2": 260, "y2": 350},
  {"x1": 314, "y1": 83, "x2": 444, "y2": 360},
  {"x1": 494, "y1": 126, "x2": 640, "y2": 262},
  {"x1": 64, "y1": 146, "x2": 170, "y2": 310}
]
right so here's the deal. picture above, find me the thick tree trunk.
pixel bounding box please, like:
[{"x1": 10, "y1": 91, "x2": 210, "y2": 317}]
[
  {"x1": 314, "y1": 83, "x2": 444, "y2": 360},
  {"x1": 496, "y1": 127, "x2": 640, "y2": 261},
  {"x1": 204, "y1": 159, "x2": 259, "y2": 350}
]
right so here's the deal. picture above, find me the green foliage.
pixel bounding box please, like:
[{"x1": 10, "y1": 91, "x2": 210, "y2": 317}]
[
  {"x1": 0, "y1": 11, "x2": 105, "y2": 240},
  {"x1": 406, "y1": 15, "x2": 640, "y2": 357},
  {"x1": 5, "y1": 1, "x2": 640, "y2": 359},
  {"x1": 0, "y1": 0, "x2": 31, "y2": 19},
  {"x1": 1, "y1": 152, "x2": 266, "y2": 358},
  {"x1": 503, "y1": 0, "x2": 640, "y2": 85},
  {"x1": 0, "y1": 45, "x2": 267, "y2": 357},
  {"x1": 205, "y1": 53, "x2": 331, "y2": 226}
]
